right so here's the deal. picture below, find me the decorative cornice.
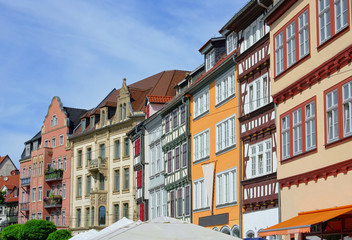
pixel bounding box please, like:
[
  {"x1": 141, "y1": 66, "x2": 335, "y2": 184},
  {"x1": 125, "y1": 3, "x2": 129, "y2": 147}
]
[
  {"x1": 273, "y1": 44, "x2": 352, "y2": 105},
  {"x1": 279, "y1": 159, "x2": 352, "y2": 188}
]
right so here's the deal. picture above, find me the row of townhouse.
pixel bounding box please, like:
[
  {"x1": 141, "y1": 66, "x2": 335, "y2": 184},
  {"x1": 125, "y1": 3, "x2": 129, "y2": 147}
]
[{"x1": 17, "y1": 0, "x2": 352, "y2": 238}]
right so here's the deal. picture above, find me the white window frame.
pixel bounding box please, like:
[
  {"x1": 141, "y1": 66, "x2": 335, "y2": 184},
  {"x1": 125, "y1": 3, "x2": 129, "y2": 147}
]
[
  {"x1": 226, "y1": 32, "x2": 237, "y2": 54},
  {"x1": 275, "y1": 32, "x2": 284, "y2": 75},
  {"x1": 193, "y1": 86, "x2": 209, "y2": 119},
  {"x1": 52, "y1": 137, "x2": 56, "y2": 148},
  {"x1": 38, "y1": 186, "x2": 42, "y2": 201},
  {"x1": 32, "y1": 187, "x2": 36, "y2": 202},
  {"x1": 215, "y1": 69, "x2": 236, "y2": 106},
  {"x1": 216, "y1": 167, "x2": 237, "y2": 206},
  {"x1": 286, "y1": 21, "x2": 296, "y2": 67},
  {"x1": 319, "y1": 0, "x2": 331, "y2": 44},
  {"x1": 305, "y1": 101, "x2": 316, "y2": 150},
  {"x1": 25, "y1": 144, "x2": 30, "y2": 156},
  {"x1": 249, "y1": 139, "x2": 272, "y2": 178},
  {"x1": 293, "y1": 109, "x2": 302, "y2": 155},
  {"x1": 193, "y1": 178, "x2": 209, "y2": 210},
  {"x1": 343, "y1": 81, "x2": 352, "y2": 137},
  {"x1": 193, "y1": 128, "x2": 210, "y2": 162},
  {"x1": 44, "y1": 139, "x2": 49, "y2": 148},
  {"x1": 51, "y1": 115, "x2": 58, "y2": 127},
  {"x1": 247, "y1": 73, "x2": 269, "y2": 113},
  {"x1": 205, "y1": 49, "x2": 215, "y2": 71},
  {"x1": 299, "y1": 10, "x2": 309, "y2": 59},
  {"x1": 335, "y1": 0, "x2": 348, "y2": 33},
  {"x1": 216, "y1": 114, "x2": 236, "y2": 153},
  {"x1": 59, "y1": 134, "x2": 64, "y2": 146},
  {"x1": 326, "y1": 89, "x2": 339, "y2": 142},
  {"x1": 282, "y1": 115, "x2": 290, "y2": 159}
]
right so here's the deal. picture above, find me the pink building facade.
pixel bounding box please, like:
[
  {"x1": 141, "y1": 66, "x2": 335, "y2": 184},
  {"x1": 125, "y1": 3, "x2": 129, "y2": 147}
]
[{"x1": 19, "y1": 97, "x2": 86, "y2": 228}]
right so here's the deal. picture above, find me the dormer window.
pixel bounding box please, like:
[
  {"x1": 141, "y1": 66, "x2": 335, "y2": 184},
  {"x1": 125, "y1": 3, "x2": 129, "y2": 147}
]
[
  {"x1": 226, "y1": 32, "x2": 237, "y2": 55},
  {"x1": 120, "y1": 105, "x2": 123, "y2": 121},
  {"x1": 82, "y1": 119, "x2": 86, "y2": 132},
  {"x1": 205, "y1": 49, "x2": 215, "y2": 71},
  {"x1": 123, "y1": 103, "x2": 126, "y2": 119},
  {"x1": 25, "y1": 144, "x2": 30, "y2": 156},
  {"x1": 51, "y1": 115, "x2": 58, "y2": 127},
  {"x1": 91, "y1": 116, "x2": 95, "y2": 129},
  {"x1": 102, "y1": 110, "x2": 105, "y2": 126},
  {"x1": 33, "y1": 141, "x2": 38, "y2": 150}
]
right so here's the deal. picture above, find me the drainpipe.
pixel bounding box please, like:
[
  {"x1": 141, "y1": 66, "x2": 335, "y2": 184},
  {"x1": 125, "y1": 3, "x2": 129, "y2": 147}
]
[
  {"x1": 238, "y1": 80, "x2": 243, "y2": 238},
  {"x1": 257, "y1": 0, "x2": 269, "y2": 10}
]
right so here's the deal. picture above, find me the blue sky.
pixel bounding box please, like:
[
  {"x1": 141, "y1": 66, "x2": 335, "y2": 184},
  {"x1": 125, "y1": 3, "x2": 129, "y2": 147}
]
[{"x1": 0, "y1": 0, "x2": 248, "y2": 168}]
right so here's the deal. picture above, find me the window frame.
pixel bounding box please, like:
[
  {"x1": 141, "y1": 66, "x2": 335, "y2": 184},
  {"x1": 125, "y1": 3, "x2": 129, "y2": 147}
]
[
  {"x1": 215, "y1": 69, "x2": 236, "y2": 106},
  {"x1": 193, "y1": 178, "x2": 209, "y2": 210},
  {"x1": 193, "y1": 128, "x2": 210, "y2": 163},
  {"x1": 215, "y1": 167, "x2": 237, "y2": 206},
  {"x1": 205, "y1": 49, "x2": 215, "y2": 71},
  {"x1": 193, "y1": 86, "x2": 210, "y2": 119},
  {"x1": 216, "y1": 114, "x2": 236, "y2": 153}
]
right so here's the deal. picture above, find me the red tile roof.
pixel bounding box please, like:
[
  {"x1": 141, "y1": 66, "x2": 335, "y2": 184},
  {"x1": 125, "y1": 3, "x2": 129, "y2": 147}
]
[
  {"x1": 0, "y1": 175, "x2": 20, "y2": 203},
  {"x1": 147, "y1": 95, "x2": 174, "y2": 104},
  {"x1": 0, "y1": 155, "x2": 8, "y2": 164}
]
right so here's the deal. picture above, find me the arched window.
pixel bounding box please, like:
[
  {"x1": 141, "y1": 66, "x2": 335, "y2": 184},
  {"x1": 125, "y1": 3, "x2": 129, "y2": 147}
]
[
  {"x1": 99, "y1": 174, "x2": 104, "y2": 190},
  {"x1": 102, "y1": 111, "x2": 105, "y2": 126},
  {"x1": 220, "y1": 226, "x2": 231, "y2": 235},
  {"x1": 98, "y1": 206, "x2": 106, "y2": 226},
  {"x1": 123, "y1": 103, "x2": 126, "y2": 119},
  {"x1": 120, "y1": 104, "x2": 123, "y2": 120},
  {"x1": 232, "y1": 225, "x2": 240, "y2": 238},
  {"x1": 246, "y1": 230, "x2": 255, "y2": 238}
]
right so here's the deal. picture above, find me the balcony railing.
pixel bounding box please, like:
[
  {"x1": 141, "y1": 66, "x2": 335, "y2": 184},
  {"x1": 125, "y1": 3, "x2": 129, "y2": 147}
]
[
  {"x1": 20, "y1": 202, "x2": 30, "y2": 211},
  {"x1": 44, "y1": 196, "x2": 62, "y2": 208},
  {"x1": 21, "y1": 177, "x2": 31, "y2": 187},
  {"x1": 45, "y1": 169, "x2": 63, "y2": 182},
  {"x1": 88, "y1": 157, "x2": 107, "y2": 172}
]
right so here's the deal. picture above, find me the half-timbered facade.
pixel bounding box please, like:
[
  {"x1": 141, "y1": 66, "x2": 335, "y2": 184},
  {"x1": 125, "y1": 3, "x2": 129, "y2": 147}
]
[
  {"x1": 220, "y1": 0, "x2": 278, "y2": 238},
  {"x1": 260, "y1": 0, "x2": 352, "y2": 239}
]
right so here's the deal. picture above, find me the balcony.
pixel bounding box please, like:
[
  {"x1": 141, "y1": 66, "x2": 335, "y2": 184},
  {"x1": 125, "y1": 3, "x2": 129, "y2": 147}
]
[
  {"x1": 45, "y1": 169, "x2": 63, "y2": 182},
  {"x1": 21, "y1": 177, "x2": 31, "y2": 187},
  {"x1": 88, "y1": 157, "x2": 107, "y2": 173},
  {"x1": 7, "y1": 214, "x2": 19, "y2": 224},
  {"x1": 44, "y1": 195, "x2": 62, "y2": 208},
  {"x1": 20, "y1": 202, "x2": 30, "y2": 211}
]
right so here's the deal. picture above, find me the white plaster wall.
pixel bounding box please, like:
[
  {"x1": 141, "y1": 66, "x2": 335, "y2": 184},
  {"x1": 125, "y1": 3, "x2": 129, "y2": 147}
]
[{"x1": 243, "y1": 207, "x2": 279, "y2": 238}]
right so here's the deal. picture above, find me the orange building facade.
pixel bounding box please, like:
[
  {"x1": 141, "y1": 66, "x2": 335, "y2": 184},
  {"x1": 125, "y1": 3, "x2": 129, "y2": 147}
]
[{"x1": 190, "y1": 37, "x2": 240, "y2": 236}]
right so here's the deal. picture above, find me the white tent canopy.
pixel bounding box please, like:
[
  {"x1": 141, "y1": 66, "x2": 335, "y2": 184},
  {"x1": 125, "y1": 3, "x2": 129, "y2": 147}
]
[
  {"x1": 74, "y1": 217, "x2": 241, "y2": 240},
  {"x1": 70, "y1": 229, "x2": 98, "y2": 240}
]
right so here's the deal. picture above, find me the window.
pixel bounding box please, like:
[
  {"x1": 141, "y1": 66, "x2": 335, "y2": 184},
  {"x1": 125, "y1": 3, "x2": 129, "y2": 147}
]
[
  {"x1": 33, "y1": 141, "x2": 38, "y2": 150},
  {"x1": 87, "y1": 175, "x2": 91, "y2": 195},
  {"x1": 99, "y1": 206, "x2": 106, "y2": 226},
  {"x1": 37, "y1": 212, "x2": 42, "y2": 220},
  {"x1": 25, "y1": 144, "x2": 30, "y2": 156},
  {"x1": 52, "y1": 137, "x2": 56, "y2": 147},
  {"x1": 114, "y1": 169, "x2": 120, "y2": 191},
  {"x1": 56, "y1": 211, "x2": 60, "y2": 226},
  {"x1": 124, "y1": 168, "x2": 129, "y2": 190},
  {"x1": 114, "y1": 204, "x2": 119, "y2": 222},
  {"x1": 115, "y1": 140, "x2": 120, "y2": 159},
  {"x1": 215, "y1": 70, "x2": 236, "y2": 105},
  {"x1": 205, "y1": 49, "x2": 215, "y2": 71},
  {"x1": 38, "y1": 187, "x2": 42, "y2": 201},
  {"x1": 123, "y1": 103, "x2": 126, "y2": 119},
  {"x1": 100, "y1": 144, "x2": 105, "y2": 159},
  {"x1": 173, "y1": 110, "x2": 178, "y2": 129},
  {"x1": 52, "y1": 160, "x2": 56, "y2": 170},
  {"x1": 293, "y1": 109, "x2": 302, "y2": 155},
  {"x1": 150, "y1": 141, "x2": 162, "y2": 176},
  {"x1": 123, "y1": 203, "x2": 129, "y2": 218},
  {"x1": 86, "y1": 208, "x2": 90, "y2": 227},
  {"x1": 44, "y1": 139, "x2": 49, "y2": 148},
  {"x1": 61, "y1": 211, "x2": 65, "y2": 226},
  {"x1": 343, "y1": 81, "x2": 352, "y2": 136},
  {"x1": 185, "y1": 186, "x2": 190, "y2": 216},
  {"x1": 216, "y1": 168, "x2": 237, "y2": 206},
  {"x1": 149, "y1": 189, "x2": 166, "y2": 219},
  {"x1": 124, "y1": 139, "x2": 129, "y2": 156},
  {"x1": 87, "y1": 148, "x2": 92, "y2": 164},
  {"x1": 167, "y1": 151, "x2": 172, "y2": 173},
  {"x1": 216, "y1": 114, "x2": 236, "y2": 152},
  {"x1": 227, "y1": 32, "x2": 236, "y2": 54},
  {"x1": 175, "y1": 147, "x2": 180, "y2": 171},
  {"x1": 193, "y1": 178, "x2": 209, "y2": 210},
  {"x1": 91, "y1": 116, "x2": 95, "y2": 128},
  {"x1": 136, "y1": 169, "x2": 142, "y2": 188},
  {"x1": 306, "y1": 102, "x2": 316, "y2": 150},
  {"x1": 182, "y1": 143, "x2": 188, "y2": 168},
  {"x1": 32, "y1": 188, "x2": 36, "y2": 202},
  {"x1": 33, "y1": 163, "x2": 36, "y2": 177},
  {"x1": 31, "y1": 213, "x2": 35, "y2": 220},
  {"x1": 59, "y1": 135, "x2": 64, "y2": 146},
  {"x1": 318, "y1": 0, "x2": 331, "y2": 43},
  {"x1": 99, "y1": 174, "x2": 104, "y2": 191},
  {"x1": 275, "y1": 7, "x2": 310, "y2": 76},
  {"x1": 57, "y1": 184, "x2": 61, "y2": 195},
  {"x1": 282, "y1": 115, "x2": 290, "y2": 160},
  {"x1": 62, "y1": 184, "x2": 66, "y2": 198},
  {"x1": 38, "y1": 162, "x2": 42, "y2": 176},
  {"x1": 334, "y1": 0, "x2": 348, "y2": 32},
  {"x1": 57, "y1": 158, "x2": 62, "y2": 169},
  {"x1": 28, "y1": 166, "x2": 31, "y2": 177},
  {"x1": 77, "y1": 177, "x2": 82, "y2": 197},
  {"x1": 165, "y1": 115, "x2": 170, "y2": 133},
  {"x1": 177, "y1": 188, "x2": 183, "y2": 217},
  {"x1": 193, "y1": 86, "x2": 209, "y2": 118},
  {"x1": 193, "y1": 129, "x2": 210, "y2": 162},
  {"x1": 101, "y1": 110, "x2": 105, "y2": 126},
  {"x1": 120, "y1": 104, "x2": 123, "y2": 120},
  {"x1": 170, "y1": 190, "x2": 175, "y2": 217},
  {"x1": 180, "y1": 105, "x2": 186, "y2": 125},
  {"x1": 78, "y1": 150, "x2": 82, "y2": 168},
  {"x1": 134, "y1": 138, "x2": 140, "y2": 157},
  {"x1": 327, "y1": 90, "x2": 339, "y2": 142},
  {"x1": 247, "y1": 74, "x2": 269, "y2": 113},
  {"x1": 22, "y1": 167, "x2": 26, "y2": 178},
  {"x1": 249, "y1": 140, "x2": 272, "y2": 178},
  {"x1": 91, "y1": 207, "x2": 95, "y2": 226},
  {"x1": 81, "y1": 119, "x2": 86, "y2": 132},
  {"x1": 51, "y1": 115, "x2": 58, "y2": 127},
  {"x1": 76, "y1": 209, "x2": 81, "y2": 227},
  {"x1": 275, "y1": 32, "x2": 284, "y2": 75},
  {"x1": 63, "y1": 156, "x2": 67, "y2": 171}
]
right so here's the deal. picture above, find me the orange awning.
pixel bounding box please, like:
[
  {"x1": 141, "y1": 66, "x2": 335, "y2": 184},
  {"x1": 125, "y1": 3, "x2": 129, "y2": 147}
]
[{"x1": 259, "y1": 205, "x2": 352, "y2": 237}]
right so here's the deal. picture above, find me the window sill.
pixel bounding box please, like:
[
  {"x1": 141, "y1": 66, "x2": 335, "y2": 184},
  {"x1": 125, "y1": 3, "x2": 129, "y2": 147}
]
[
  {"x1": 113, "y1": 158, "x2": 121, "y2": 162},
  {"x1": 123, "y1": 156, "x2": 130, "y2": 160},
  {"x1": 216, "y1": 202, "x2": 237, "y2": 209},
  {"x1": 215, "y1": 94, "x2": 236, "y2": 109},
  {"x1": 193, "y1": 207, "x2": 210, "y2": 213},
  {"x1": 193, "y1": 110, "x2": 209, "y2": 122},
  {"x1": 113, "y1": 190, "x2": 120, "y2": 194},
  {"x1": 317, "y1": 25, "x2": 349, "y2": 52},
  {"x1": 216, "y1": 144, "x2": 236, "y2": 156},
  {"x1": 76, "y1": 197, "x2": 82, "y2": 200},
  {"x1": 193, "y1": 156, "x2": 210, "y2": 165},
  {"x1": 76, "y1": 167, "x2": 83, "y2": 170},
  {"x1": 122, "y1": 189, "x2": 130, "y2": 194},
  {"x1": 274, "y1": 53, "x2": 310, "y2": 82},
  {"x1": 280, "y1": 148, "x2": 317, "y2": 164},
  {"x1": 325, "y1": 134, "x2": 352, "y2": 149}
]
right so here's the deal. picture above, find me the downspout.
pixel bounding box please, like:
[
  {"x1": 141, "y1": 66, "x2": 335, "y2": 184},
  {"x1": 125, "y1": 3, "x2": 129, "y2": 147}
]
[
  {"x1": 238, "y1": 80, "x2": 243, "y2": 238},
  {"x1": 257, "y1": 0, "x2": 269, "y2": 10},
  {"x1": 275, "y1": 103, "x2": 282, "y2": 240}
]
